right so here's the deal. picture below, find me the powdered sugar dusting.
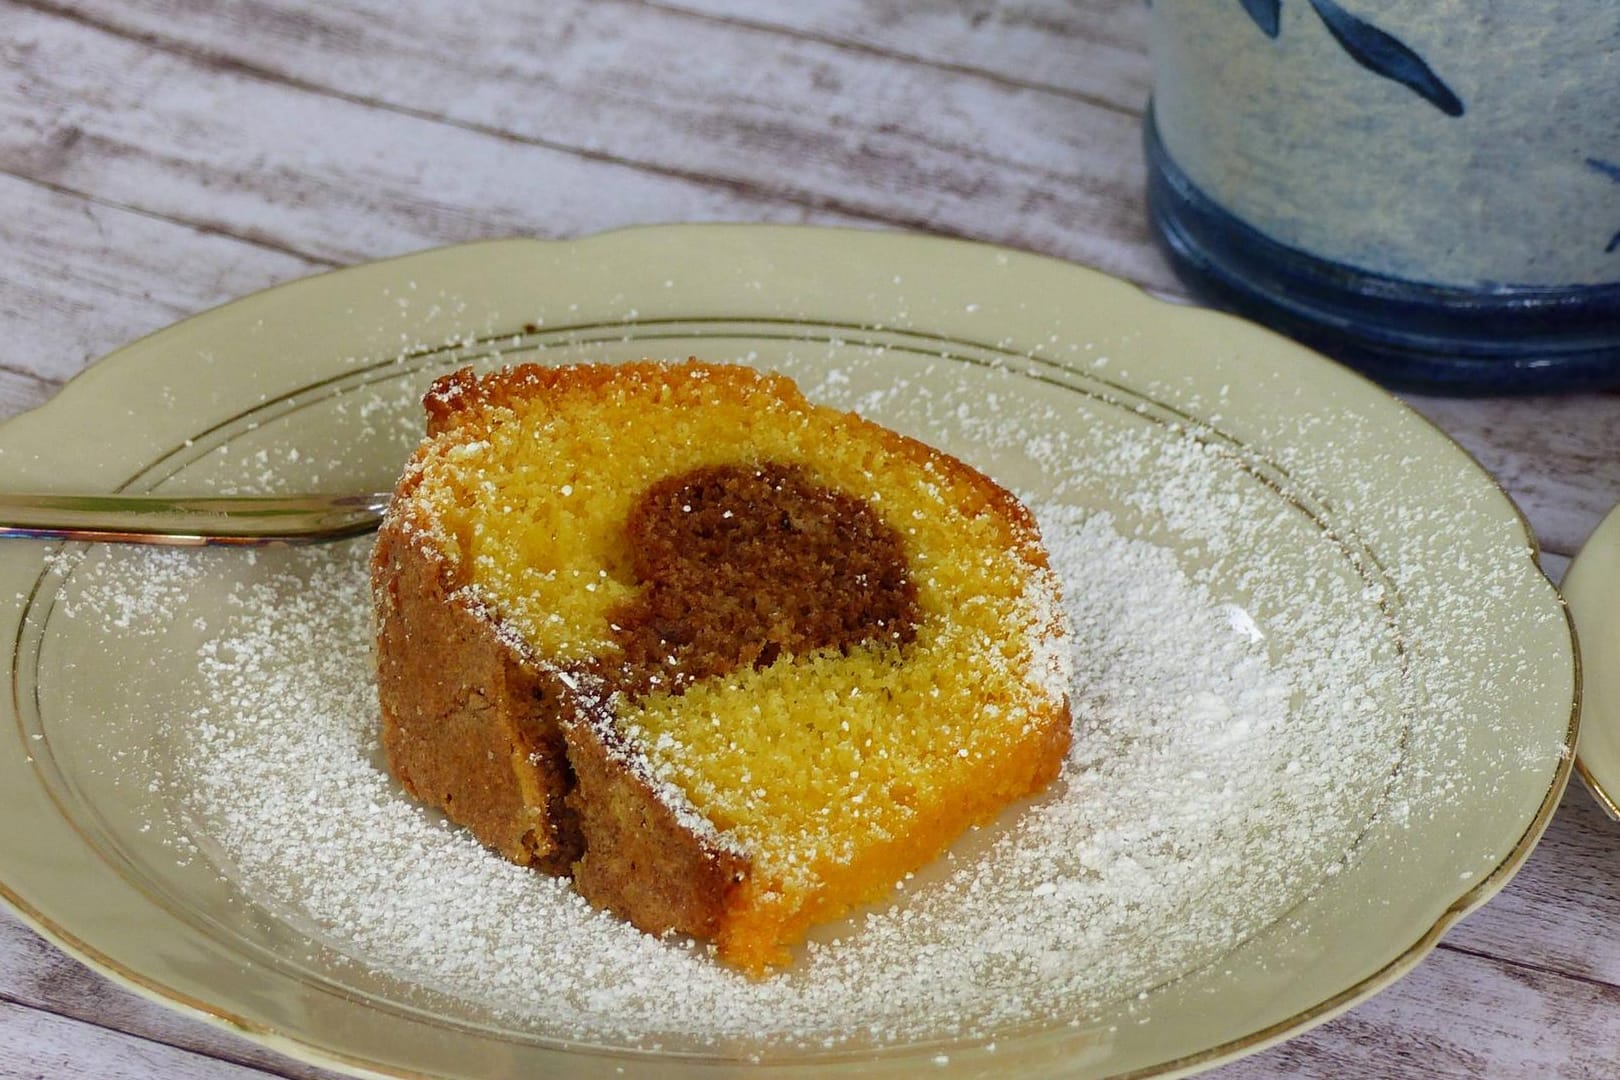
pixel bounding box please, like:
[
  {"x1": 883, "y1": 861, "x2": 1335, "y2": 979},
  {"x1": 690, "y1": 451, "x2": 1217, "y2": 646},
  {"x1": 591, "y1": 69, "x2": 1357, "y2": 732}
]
[{"x1": 82, "y1": 475, "x2": 1405, "y2": 1052}]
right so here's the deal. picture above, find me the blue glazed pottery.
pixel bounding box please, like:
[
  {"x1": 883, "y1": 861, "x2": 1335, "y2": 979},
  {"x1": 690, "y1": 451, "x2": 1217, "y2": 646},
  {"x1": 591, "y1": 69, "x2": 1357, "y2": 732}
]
[{"x1": 1144, "y1": 1, "x2": 1620, "y2": 393}]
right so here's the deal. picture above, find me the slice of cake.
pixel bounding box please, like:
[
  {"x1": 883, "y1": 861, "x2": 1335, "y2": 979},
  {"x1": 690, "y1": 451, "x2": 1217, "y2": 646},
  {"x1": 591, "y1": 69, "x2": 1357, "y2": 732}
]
[{"x1": 372, "y1": 359, "x2": 1072, "y2": 974}]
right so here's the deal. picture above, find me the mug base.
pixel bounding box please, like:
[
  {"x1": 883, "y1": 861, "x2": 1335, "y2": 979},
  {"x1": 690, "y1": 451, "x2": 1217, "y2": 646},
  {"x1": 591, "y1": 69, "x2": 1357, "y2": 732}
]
[{"x1": 1144, "y1": 108, "x2": 1620, "y2": 395}]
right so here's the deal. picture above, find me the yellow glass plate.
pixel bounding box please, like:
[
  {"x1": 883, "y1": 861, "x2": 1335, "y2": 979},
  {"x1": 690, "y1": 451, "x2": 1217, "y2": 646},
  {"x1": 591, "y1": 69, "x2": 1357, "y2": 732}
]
[
  {"x1": 0, "y1": 226, "x2": 1576, "y2": 1079},
  {"x1": 1565, "y1": 502, "x2": 1620, "y2": 821}
]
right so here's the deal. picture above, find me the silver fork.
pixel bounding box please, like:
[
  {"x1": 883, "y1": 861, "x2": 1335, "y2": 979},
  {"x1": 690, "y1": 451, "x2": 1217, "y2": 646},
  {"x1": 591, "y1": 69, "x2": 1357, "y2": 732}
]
[{"x1": 0, "y1": 491, "x2": 392, "y2": 546}]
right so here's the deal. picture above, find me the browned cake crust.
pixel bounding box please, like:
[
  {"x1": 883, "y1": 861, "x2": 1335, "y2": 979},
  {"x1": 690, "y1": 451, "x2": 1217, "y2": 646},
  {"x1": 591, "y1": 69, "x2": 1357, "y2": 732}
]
[
  {"x1": 376, "y1": 501, "x2": 752, "y2": 935},
  {"x1": 562, "y1": 714, "x2": 748, "y2": 938},
  {"x1": 375, "y1": 372, "x2": 766, "y2": 938},
  {"x1": 372, "y1": 514, "x2": 582, "y2": 875}
]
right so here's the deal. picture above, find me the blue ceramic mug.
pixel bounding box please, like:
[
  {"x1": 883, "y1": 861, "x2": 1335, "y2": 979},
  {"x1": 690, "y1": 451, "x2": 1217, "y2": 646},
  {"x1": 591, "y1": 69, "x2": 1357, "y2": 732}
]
[{"x1": 1145, "y1": 1, "x2": 1620, "y2": 393}]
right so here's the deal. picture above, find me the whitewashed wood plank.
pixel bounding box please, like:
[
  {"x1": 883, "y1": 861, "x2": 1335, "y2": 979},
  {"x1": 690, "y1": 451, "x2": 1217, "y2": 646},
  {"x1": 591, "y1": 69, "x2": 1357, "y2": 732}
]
[
  {"x1": 1399, "y1": 392, "x2": 1620, "y2": 558},
  {"x1": 1443, "y1": 788, "x2": 1620, "y2": 986},
  {"x1": 0, "y1": 915, "x2": 338, "y2": 1078},
  {"x1": 0, "y1": 174, "x2": 325, "y2": 385},
  {"x1": 0, "y1": 368, "x2": 60, "y2": 418},
  {"x1": 655, "y1": 0, "x2": 1153, "y2": 110},
  {"x1": 1211, "y1": 945, "x2": 1620, "y2": 1079},
  {"x1": 0, "y1": 915, "x2": 338, "y2": 1079},
  {"x1": 0, "y1": 4, "x2": 871, "y2": 267},
  {"x1": 0, "y1": 997, "x2": 310, "y2": 1080},
  {"x1": 10, "y1": 0, "x2": 1171, "y2": 291}
]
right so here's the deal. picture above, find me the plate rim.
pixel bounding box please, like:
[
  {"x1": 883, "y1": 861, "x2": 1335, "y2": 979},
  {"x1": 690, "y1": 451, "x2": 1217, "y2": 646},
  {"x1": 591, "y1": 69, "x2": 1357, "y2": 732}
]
[{"x1": 1566, "y1": 500, "x2": 1620, "y2": 820}]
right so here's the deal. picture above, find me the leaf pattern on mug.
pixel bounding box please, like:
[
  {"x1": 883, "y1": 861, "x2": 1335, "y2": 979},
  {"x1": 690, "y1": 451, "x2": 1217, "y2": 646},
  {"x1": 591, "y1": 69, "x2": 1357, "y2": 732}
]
[
  {"x1": 1239, "y1": 0, "x2": 1282, "y2": 37},
  {"x1": 1233, "y1": 0, "x2": 1464, "y2": 117},
  {"x1": 1306, "y1": 0, "x2": 1464, "y2": 116},
  {"x1": 1586, "y1": 158, "x2": 1620, "y2": 254}
]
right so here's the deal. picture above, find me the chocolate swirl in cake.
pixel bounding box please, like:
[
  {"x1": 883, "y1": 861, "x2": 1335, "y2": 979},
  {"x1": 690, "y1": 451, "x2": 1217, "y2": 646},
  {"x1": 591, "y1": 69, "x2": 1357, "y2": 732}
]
[{"x1": 607, "y1": 462, "x2": 920, "y2": 697}]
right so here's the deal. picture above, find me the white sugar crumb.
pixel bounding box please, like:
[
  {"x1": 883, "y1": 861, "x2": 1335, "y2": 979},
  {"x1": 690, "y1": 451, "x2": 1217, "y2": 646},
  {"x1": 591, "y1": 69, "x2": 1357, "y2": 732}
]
[
  {"x1": 57, "y1": 548, "x2": 203, "y2": 632},
  {"x1": 120, "y1": 495, "x2": 1398, "y2": 1051}
]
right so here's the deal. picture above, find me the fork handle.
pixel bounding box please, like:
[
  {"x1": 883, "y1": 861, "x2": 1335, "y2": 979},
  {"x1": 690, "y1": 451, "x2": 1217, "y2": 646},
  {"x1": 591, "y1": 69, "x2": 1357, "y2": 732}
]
[{"x1": 0, "y1": 491, "x2": 392, "y2": 546}]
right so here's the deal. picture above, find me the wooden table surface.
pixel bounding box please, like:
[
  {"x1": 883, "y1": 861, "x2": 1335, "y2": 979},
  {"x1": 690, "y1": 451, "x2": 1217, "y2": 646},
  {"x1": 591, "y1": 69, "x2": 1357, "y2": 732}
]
[{"x1": 2, "y1": 2, "x2": 1618, "y2": 1077}]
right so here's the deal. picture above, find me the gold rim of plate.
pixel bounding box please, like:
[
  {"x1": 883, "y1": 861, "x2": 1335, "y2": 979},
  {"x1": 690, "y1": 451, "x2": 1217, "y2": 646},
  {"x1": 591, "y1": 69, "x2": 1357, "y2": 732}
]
[
  {"x1": 0, "y1": 225, "x2": 1579, "y2": 1080},
  {"x1": 1565, "y1": 500, "x2": 1620, "y2": 821}
]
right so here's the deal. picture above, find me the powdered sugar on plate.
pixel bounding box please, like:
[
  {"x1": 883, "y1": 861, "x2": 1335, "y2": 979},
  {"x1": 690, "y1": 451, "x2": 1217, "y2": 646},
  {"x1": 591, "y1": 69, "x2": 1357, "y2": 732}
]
[{"x1": 99, "y1": 464, "x2": 1407, "y2": 1052}]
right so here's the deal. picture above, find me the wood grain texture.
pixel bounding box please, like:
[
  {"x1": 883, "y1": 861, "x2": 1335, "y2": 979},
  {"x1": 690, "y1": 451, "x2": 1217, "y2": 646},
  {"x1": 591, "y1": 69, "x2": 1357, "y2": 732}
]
[
  {"x1": 1, "y1": 3, "x2": 870, "y2": 264},
  {"x1": 1443, "y1": 789, "x2": 1620, "y2": 986},
  {"x1": 7, "y1": 0, "x2": 1169, "y2": 288},
  {"x1": 1215, "y1": 947, "x2": 1620, "y2": 1079},
  {"x1": 660, "y1": 0, "x2": 1154, "y2": 109},
  {"x1": 0, "y1": 997, "x2": 309, "y2": 1080},
  {"x1": 0, "y1": 173, "x2": 324, "y2": 383},
  {"x1": 0, "y1": 916, "x2": 342, "y2": 1079},
  {"x1": 4, "y1": 0, "x2": 1615, "y2": 560}
]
